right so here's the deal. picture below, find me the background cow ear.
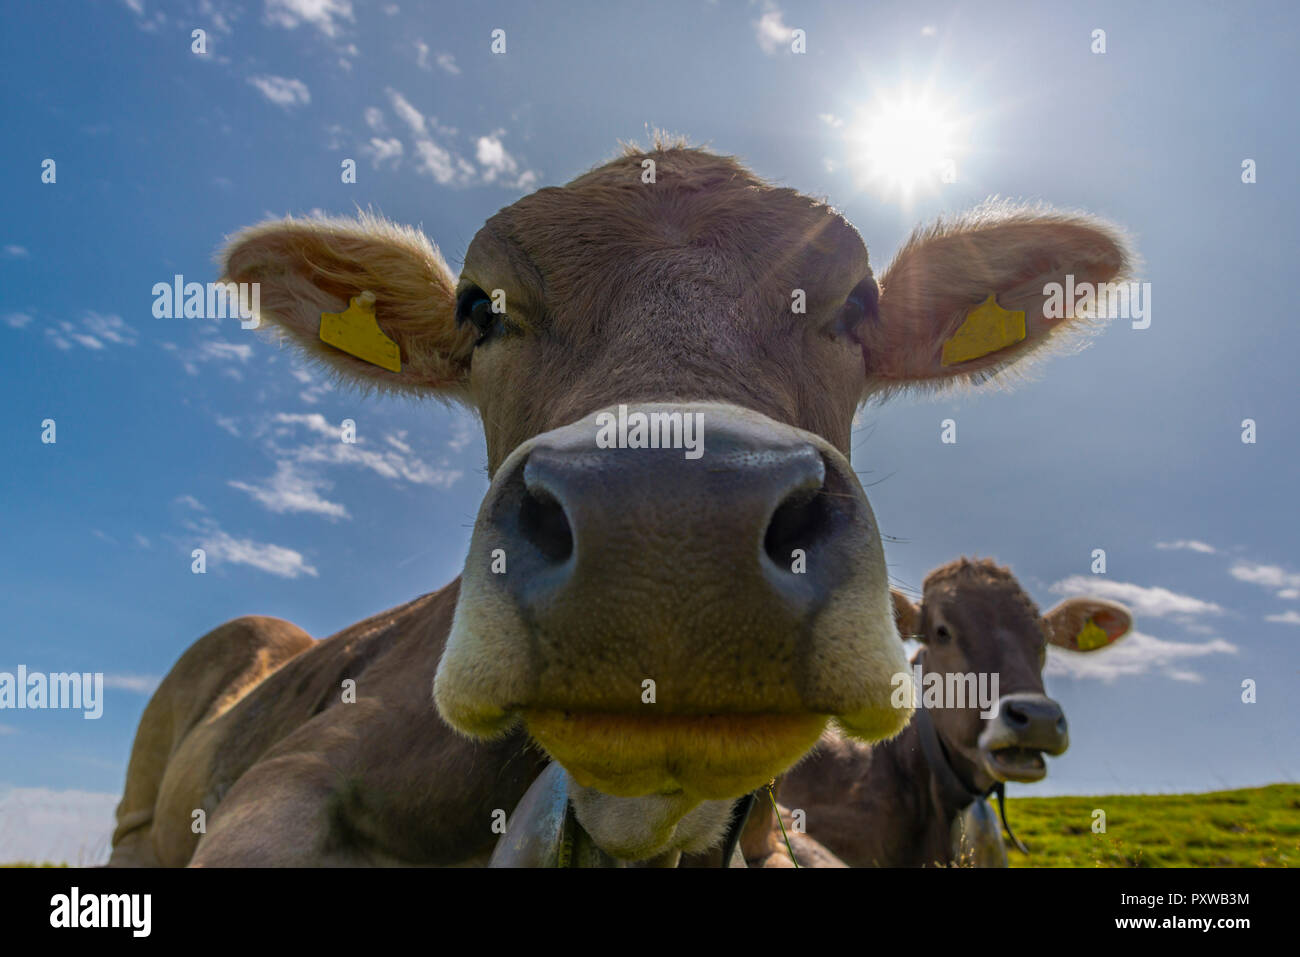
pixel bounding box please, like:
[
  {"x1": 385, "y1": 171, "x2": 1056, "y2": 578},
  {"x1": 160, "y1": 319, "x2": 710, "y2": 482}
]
[
  {"x1": 864, "y1": 203, "x2": 1134, "y2": 392},
  {"x1": 220, "y1": 212, "x2": 473, "y2": 396},
  {"x1": 891, "y1": 589, "x2": 921, "y2": 640},
  {"x1": 1041, "y1": 598, "x2": 1133, "y2": 652}
]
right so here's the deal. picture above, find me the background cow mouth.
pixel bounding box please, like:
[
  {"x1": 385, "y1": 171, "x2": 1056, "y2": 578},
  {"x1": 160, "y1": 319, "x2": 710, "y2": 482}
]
[
  {"x1": 981, "y1": 745, "x2": 1049, "y2": 782},
  {"x1": 522, "y1": 709, "x2": 828, "y2": 800}
]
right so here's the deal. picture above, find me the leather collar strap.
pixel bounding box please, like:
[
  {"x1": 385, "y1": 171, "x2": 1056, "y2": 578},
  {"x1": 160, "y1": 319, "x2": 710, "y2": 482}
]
[
  {"x1": 914, "y1": 706, "x2": 1029, "y2": 855},
  {"x1": 914, "y1": 705, "x2": 988, "y2": 810}
]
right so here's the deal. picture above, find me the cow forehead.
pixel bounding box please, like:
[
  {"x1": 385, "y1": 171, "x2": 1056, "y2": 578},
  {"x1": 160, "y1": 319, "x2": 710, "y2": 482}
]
[
  {"x1": 467, "y1": 149, "x2": 871, "y2": 308},
  {"x1": 927, "y1": 577, "x2": 1045, "y2": 646}
]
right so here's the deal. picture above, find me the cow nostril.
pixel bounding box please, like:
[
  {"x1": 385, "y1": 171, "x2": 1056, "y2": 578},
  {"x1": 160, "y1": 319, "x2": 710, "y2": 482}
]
[
  {"x1": 1003, "y1": 703, "x2": 1030, "y2": 728},
  {"x1": 764, "y1": 487, "x2": 830, "y2": 568},
  {"x1": 518, "y1": 485, "x2": 573, "y2": 564}
]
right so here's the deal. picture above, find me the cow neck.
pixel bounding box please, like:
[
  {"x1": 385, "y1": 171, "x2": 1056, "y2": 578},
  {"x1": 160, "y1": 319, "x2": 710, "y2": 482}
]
[
  {"x1": 911, "y1": 650, "x2": 989, "y2": 813},
  {"x1": 910, "y1": 652, "x2": 1031, "y2": 858}
]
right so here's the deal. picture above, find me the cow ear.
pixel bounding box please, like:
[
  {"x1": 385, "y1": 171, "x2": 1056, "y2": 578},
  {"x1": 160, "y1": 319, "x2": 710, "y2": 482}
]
[
  {"x1": 891, "y1": 589, "x2": 920, "y2": 640},
  {"x1": 220, "y1": 213, "x2": 473, "y2": 395},
  {"x1": 864, "y1": 204, "x2": 1134, "y2": 390},
  {"x1": 1041, "y1": 598, "x2": 1133, "y2": 652}
]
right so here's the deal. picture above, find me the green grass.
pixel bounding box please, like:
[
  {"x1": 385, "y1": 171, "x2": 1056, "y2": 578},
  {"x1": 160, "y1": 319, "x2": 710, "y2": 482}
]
[
  {"x1": 1004, "y1": 784, "x2": 1298, "y2": 867},
  {"x1": 5, "y1": 785, "x2": 1296, "y2": 867},
  {"x1": 1, "y1": 862, "x2": 68, "y2": 867}
]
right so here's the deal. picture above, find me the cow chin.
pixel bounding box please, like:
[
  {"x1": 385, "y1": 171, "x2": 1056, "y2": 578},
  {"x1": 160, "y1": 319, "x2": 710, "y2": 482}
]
[
  {"x1": 523, "y1": 710, "x2": 829, "y2": 800},
  {"x1": 566, "y1": 785, "x2": 737, "y2": 862}
]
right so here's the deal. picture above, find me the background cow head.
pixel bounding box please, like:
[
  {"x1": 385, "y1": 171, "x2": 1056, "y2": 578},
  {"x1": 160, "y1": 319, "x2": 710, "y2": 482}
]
[{"x1": 893, "y1": 558, "x2": 1133, "y2": 790}]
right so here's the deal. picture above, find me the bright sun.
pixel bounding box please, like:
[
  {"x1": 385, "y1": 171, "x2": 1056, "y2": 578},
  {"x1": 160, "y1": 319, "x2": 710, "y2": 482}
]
[{"x1": 846, "y1": 91, "x2": 967, "y2": 200}]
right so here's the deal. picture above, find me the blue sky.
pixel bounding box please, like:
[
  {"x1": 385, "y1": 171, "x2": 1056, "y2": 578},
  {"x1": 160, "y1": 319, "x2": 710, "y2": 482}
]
[{"x1": 1, "y1": 0, "x2": 1297, "y2": 859}]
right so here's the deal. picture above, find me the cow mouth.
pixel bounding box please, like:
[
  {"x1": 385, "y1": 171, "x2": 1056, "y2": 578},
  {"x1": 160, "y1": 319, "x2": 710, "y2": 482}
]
[
  {"x1": 522, "y1": 709, "x2": 828, "y2": 801},
  {"x1": 981, "y1": 745, "x2": 1048, "y2": 782}
]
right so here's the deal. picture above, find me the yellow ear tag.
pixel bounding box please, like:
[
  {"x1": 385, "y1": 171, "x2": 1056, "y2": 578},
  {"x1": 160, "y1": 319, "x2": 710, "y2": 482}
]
[
  {"x1": 320, "y1": 291, "x2": 401, "y2": 373},
  {"x1": 1075, "y1": 619, "x2": 1111, "y2": 651},
  {"x1": 940, "y1": 294, "x2": 1026, "y2": 366}
]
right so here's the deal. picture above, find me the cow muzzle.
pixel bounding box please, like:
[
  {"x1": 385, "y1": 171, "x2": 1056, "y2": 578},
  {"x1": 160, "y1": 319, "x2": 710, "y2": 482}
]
[
  {"x1": 977, "y1": 692, "x2": 1069, "y2": 783},
  {"x1": 434, "y1": 402, "x2": 912, "y2": 801}
]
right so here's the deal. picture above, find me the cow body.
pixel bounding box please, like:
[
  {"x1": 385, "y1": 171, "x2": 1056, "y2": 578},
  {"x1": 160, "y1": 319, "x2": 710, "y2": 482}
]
[
  {"x1": 757, "y1": 722, "x2": 981, "y2": 867},
  {"x1": 111, "y1": 586, "x2": 556, "y2": 866},
  {"x1": 109, "y1": 143, "x2": 1133, "y2": 866}
]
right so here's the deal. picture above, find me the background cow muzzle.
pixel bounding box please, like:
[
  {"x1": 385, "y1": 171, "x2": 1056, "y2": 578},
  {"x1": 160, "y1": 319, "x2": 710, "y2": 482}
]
[
  {"x1": 434, "y1": 402, "x2": 912, "y2": 800},
  {"x1": 977, "y1": 692, "x2": 1069, "y2": 783}
]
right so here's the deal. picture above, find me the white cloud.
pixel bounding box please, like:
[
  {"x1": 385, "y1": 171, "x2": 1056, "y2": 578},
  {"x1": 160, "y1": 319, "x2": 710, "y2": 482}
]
[
  {"x1": 1155, "y1": 539, "x2": 1217, "y2": 554},
  {"x1": 447, "y1": 415, "x2": 476, "y2": 452},
  {"x1": 362, "y1": 137, "x2": 403, "y2": 168},
  {"x1": 269, "y1": 412, "x2": 462, "y2": 488},
  {"x1": 82, "y1": 311, "x2": 137, "y2": 346},
  {"x1": 364, "y1": 106, "x2": 386, "y2": 131},
  {"x1": 476, "y1": 132, "x2": 538, "y2": 189},
  {"x1": 198, "y1": 340, "x2": 253, "y2": 362},
  {"x1": 386, "y1": 87, "x2": 426, "y2": 136},
  {"x1": 119, "y1": 0, "x2": 166, "y2": 32},
  {"x1": 1045, "y1": 629, "x2": 1237, "y2": 683},
  {"x1": 1278, "y1": 589, "x2": 1300, "y2": 600},
  {"x1": 197, "y1": 524, "x2": 318, "y2": 579},
  {"x1": 164, "y1": 338, "x2": 253, "y2": 376},
  {"x1": 175, "y1": 494, "x2": 206, "y2": 511},
  {"x1": 754, "y1": 9, "x2": 794, "y2": 54},
  {"x1": 414, "y1": 138, "x2": 469, "y2": 184},
  {"x1": 476, "y1": 132, "x2": 515, "y2": 182},
  {"x1": 47, "y1": 323, "x2": 100, "y2": 350},
  {"x1": 1265, "y1": 610, "x2": 1300, "y2": 626},
  {"x1": 197, "y1": 0, "x2": 235, "y2": 36},
  {"x1": 133, "y1": 533, "x2": 151, "y2": 548},
  {"x1": 1231, "y1": 561, "x2": 1300, "y2": 593},
  {"x1": 415, "y1": 38, "x2": 430, "y2": 69},
  {"x1": 818, "y1": 113, "x2": 844, "y2": 128},
  {"x1": 104, "y1": 673, "x2": 161, "y2": 694},
  {"x1": 380, "y1": 87, "x2": 534, "y2": 189},
  {"x1": 264, "y1": 0, "x2": 353, "y2": 38},
  {"x1": 3, "y1": 313, "x2": 32, "y2": 329},
  {"x1": 248, "y1": 74, "x2": 311, "y2": 109},
  {"x1": 1049, "y1": 575, "x2": 1225, "y2": 618},
  {"x1": 0, "y1": 787, "x2": 117, "y2": 866},
  {"x1": 2, "y1": 244, "x2": 28, "y2": 258},
  {"x1": 435, "y1": 52, "x2": 460, "y2": 75},
  {"x1": 43, "y1": 312, "x2": 137, "y2": 352},
  {"x1": 215, "y1": 415, "x2": 241, "y2": 437},
  {"x1": 273, "y1": 411, "x2": 336, "y2": 439},
  {"x1": 230, "y1": 460, "x2": 349, "y2": 520}
]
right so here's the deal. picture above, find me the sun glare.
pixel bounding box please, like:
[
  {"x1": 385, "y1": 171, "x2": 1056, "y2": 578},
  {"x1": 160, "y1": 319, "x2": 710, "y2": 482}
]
[{"x1": 846, "y1": 90, "x2": 968, "y2": 201}]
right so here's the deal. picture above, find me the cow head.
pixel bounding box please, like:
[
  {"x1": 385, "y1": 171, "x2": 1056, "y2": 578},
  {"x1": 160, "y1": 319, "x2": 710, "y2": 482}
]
[
  {"x1": 223, "y1": 143, "x2": 1130, "y2": 860},
  {"x1": 892, "y1": 558, "x2": 1132, "y2": 788}
]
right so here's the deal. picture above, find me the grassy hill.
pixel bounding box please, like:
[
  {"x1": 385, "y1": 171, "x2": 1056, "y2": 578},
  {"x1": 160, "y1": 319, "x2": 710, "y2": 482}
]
[{"x1": 1004, "y1": 784, "x2": 1298, "y2": 867}]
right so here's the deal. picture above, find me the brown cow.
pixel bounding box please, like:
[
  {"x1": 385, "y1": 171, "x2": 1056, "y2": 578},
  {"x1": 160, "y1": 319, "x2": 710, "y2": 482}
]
[
  {"x1": 108, "y1": 141, "x2": 1132, "y2": 866},
  {"x1": 744, "y1": 558, "x2": 1132, "y2": 867}
]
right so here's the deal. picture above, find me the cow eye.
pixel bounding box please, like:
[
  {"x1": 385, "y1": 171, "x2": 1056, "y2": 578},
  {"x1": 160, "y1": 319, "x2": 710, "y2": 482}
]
[
  {"x1": 836, "y1": 277, "x2": 880, "y2": 335},
  {"x1": 455, "y1": 286, "x2": 503, "y2": 346},
  {"x1": 934, "y1": 624, "x2": 952, "y2": 642}
]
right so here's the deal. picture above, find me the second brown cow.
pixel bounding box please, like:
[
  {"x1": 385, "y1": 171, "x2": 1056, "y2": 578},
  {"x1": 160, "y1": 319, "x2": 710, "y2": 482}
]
[{"x1": 744, "y1": 558, "x2": 1132, "y2": 867}]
